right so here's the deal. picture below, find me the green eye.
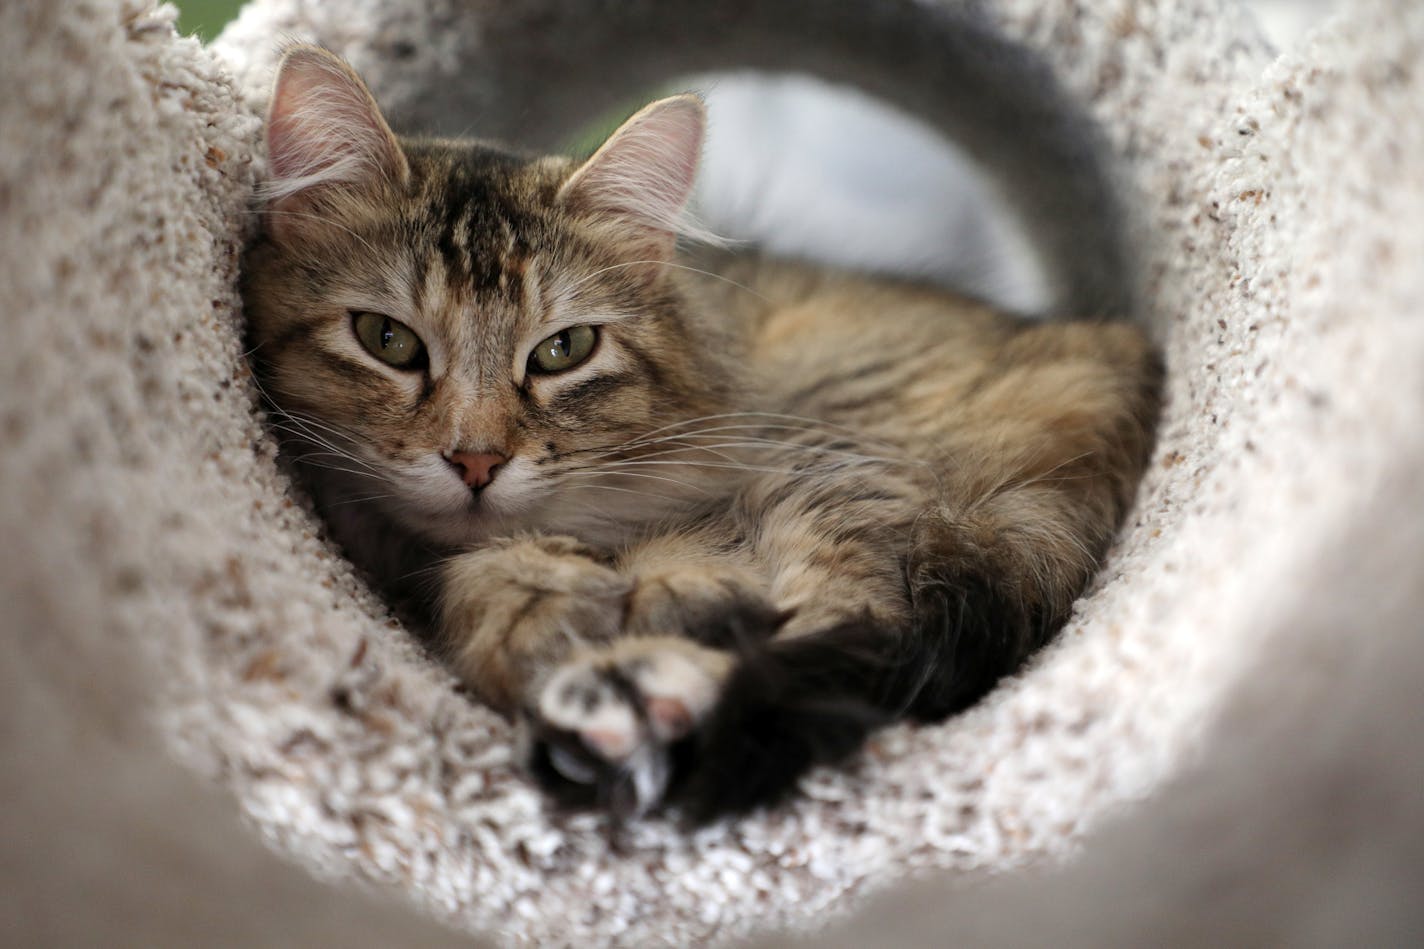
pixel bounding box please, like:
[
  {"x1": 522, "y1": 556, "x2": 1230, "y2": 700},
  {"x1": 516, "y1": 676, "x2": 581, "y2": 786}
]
[
  {"x1": 528, "y1": 325, "x2": 597, "y2": 374},
  {"x1": 352, "y1": 312, "x2": 425, "y2": 369}
]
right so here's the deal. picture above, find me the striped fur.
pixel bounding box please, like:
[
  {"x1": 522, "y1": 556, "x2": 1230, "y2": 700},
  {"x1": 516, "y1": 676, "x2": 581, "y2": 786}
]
[{"x1": 243, "y1": 47, "x2": 1161, "y2": 824}]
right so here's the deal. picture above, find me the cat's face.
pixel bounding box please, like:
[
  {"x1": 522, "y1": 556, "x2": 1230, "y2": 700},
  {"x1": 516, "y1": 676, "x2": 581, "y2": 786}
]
[{"x1": 244, "y1": 48, "x2": 733, "y2": 547}]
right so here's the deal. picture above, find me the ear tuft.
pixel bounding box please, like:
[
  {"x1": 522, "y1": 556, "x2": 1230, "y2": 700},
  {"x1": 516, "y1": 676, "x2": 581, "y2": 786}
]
[
  {"x1": 557, "y1": 95, "x2": 715, "y2": 256},
  {"x1": 261, "y1": 45, "x2": 409, "y2": 210}
]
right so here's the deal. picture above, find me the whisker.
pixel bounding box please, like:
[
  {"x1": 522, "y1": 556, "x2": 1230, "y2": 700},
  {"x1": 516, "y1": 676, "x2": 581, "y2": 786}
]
[
  {"x1": 565, "y1": 413, "x2": 909, "y2": 467},
  {"x1": 267, "y1": 414, "x2": 386, "y2": 477},
  {"x1": 678, "y1": 413, "x2": 896, "y2": 450},
  {"x1": 278, "y1": 436, "x2": 386, "y2": 478},
  {"x1": 245, "y1": 207, "x2": 384, "y2": 258},
  {"x1": 324, "y1": 492, "x2": 397, "y2": 507},
  {"x1": 396, "y1": 557, "x2": 459, "y2": 587},
  {"x1": 574, "y1": 433, "x2": 918, "y2": 475},
  {"x1": 567, "y1": 259, "x2": 769, "y2": 303},
  {"x1": 273, "y1": 409, "x2": 367, "y2": 447},
  {"x1": 591, "y1": 459, "x2": 812, "y2": 477},
  {"x1": 612, "y1": 411, "x2": 841, "y2": 445},
  {"x1": 559, "y1": 481, "x2": 687, "y2": 504},
  {"x1": 561, "y1": 469, "x2": 715, "y2": 496},
  {"x1": 290, "y1": 457, "x2": 388, "y2": 483},
  {"x1": 976, "y1": 451, "x2": 1097, "y2": 506},
  {"x1": 635, "y1": 435, "x2": 917, "y2": 468},
  {"x1": 582, "y1": 439, "x2": 755, "y2": 466}
]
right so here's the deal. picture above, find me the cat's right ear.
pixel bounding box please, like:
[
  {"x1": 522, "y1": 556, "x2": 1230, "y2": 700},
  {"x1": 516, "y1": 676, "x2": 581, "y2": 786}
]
[{"x1": 261, "y1": 45, "x2": 409, "y2": 240}]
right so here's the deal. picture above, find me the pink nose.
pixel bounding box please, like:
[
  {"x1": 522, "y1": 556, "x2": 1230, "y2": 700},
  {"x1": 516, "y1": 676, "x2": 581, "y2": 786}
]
[{"x1": 445, "y1": 450, "x2": 507, "y2": 490}]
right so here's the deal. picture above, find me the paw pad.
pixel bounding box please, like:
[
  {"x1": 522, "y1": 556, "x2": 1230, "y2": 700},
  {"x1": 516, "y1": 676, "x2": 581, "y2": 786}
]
[{"x1": 522, "y1": 639, "x2": 728, "y2": 819}]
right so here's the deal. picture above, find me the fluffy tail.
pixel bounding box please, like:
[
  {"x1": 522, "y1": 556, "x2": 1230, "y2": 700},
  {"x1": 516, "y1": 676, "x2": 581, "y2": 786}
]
[{"x1": 669, "y1": 570, "x2": 1050, "y2": 824}]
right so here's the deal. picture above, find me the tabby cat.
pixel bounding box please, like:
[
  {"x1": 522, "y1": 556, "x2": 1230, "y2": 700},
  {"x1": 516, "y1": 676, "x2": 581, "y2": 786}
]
[{"x1": 243, "y1": 46, "x2": 1161, "y2": 824}]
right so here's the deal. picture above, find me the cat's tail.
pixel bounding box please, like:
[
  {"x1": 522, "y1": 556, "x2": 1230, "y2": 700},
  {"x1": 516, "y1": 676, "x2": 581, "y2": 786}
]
[
  {"x1": 668, "y1": 620, "x2": 899, "y2": 824},
  {"x1": 668, "y1": 578, "x2": 1044, "y2": 825}
]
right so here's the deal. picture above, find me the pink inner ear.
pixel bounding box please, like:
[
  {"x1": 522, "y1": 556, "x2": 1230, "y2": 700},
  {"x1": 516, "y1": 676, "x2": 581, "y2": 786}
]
[
  {"x1": 558, "y1": 95, "x2": 708, "y2": 244},
  {"x1": 264, "y1": 48, "x2": 407, "y2": 205}
]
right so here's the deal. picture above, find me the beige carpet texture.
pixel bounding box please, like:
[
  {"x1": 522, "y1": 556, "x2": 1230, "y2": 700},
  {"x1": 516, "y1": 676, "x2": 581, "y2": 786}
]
[{"x1": 3, "y1": 0, "x2": 1422, "y2": 946}]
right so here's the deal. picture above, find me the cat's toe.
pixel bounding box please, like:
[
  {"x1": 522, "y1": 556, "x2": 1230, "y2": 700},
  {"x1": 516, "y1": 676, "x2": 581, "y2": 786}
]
[
  {"x1": 625, "y1": 566, "x2": 786, "y2": 649},
  {"x1": 523, "y1": 639, "x2": 730, "y2": 819},
  {"x1": 524, "y1": 716, "x2": 668, "y2": 820}
]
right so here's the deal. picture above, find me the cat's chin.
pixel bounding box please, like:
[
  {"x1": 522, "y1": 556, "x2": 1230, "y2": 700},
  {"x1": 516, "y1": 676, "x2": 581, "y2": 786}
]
[
  {"x1": 396, "y1": 499, "x2": 517, "y2": 549},
  {"x1": 397, "y1": 487, "x2": 684, "y2": 552}
]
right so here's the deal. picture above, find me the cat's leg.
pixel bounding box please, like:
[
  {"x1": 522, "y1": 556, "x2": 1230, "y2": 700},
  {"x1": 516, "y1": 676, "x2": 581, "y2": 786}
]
[
  {"x1": 619, "y1": 532, "x2": 785, "y2": 643},
  {"x1": 438, "y1": 530, "x2": 784, "y2": 819},
  {"x1": 438, "y1": 534, "x2": 632, "y2": 714},
  {"x1": 523, "y1": 633, "x2": 735, "y2": 818},
  {"x1": 524, "y1": 329, "x2": 1159, "y2": 822},
  {"x1": 520, "y1": 528, "x2": 788, "y2": 818},
  {"x1": 888, "y1": 322, "x2": 1163, "y2": 720},
  {"x1": 521, "y1": 475, "x2": 924, "y2": 822},
  {"x1": 651, "y1": 422, "x2": 1149, "y2": 822},
  {"x1": 525, "y1": 375, "x2": 1157, "y2": 824},
  {"x1": 651, "y1": 470, "x2": 931, "y2": 821}
]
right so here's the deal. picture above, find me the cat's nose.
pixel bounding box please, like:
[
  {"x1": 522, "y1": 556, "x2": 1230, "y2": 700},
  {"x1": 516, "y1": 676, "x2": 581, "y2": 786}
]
[{"x1": 445, "y1": 450, "x2": 507, "y2": 490}]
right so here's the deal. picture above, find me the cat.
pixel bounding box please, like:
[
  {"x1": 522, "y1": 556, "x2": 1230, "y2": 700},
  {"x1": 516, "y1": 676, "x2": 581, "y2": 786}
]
[{"x1": 242, "y1": 45, "x2": 1162, "y2": 825}]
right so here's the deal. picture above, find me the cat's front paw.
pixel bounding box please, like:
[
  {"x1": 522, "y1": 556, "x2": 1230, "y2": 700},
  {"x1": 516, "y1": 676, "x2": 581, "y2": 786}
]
[
  {"x1": 624, "y1": 562, "x2": 785, "y2": 647},
  {"x1": 440, "y1": 535, "x2": 632, "y2": 712},
  {"x1": 522, "y1": 637, "x2": 733, "y2": 819}
]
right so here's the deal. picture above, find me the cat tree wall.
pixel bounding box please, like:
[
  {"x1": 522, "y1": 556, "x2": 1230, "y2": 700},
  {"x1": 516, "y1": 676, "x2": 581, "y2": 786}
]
[{"x1": 3, "y1": 0, "x2": 1422, "y2": 945}]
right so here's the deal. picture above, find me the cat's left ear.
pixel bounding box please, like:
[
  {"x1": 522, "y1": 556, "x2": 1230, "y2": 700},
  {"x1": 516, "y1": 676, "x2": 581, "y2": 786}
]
[{"x1": 557, "y1": 95, "x2": 707, "y2": 265}]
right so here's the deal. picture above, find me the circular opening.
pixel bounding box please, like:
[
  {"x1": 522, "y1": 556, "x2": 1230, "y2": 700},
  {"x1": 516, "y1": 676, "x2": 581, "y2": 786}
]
[
  {"x1": 682, "y1": 72, "x2": 1051, "y2": 313},
  {"x1": 200, "y1": 3, "x2": 1237, "y2": 942}
]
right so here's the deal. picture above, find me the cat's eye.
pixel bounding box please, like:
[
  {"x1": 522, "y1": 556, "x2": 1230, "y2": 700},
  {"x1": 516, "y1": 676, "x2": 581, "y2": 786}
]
[
  {"x1": 352, "y1": 312, "x2": 426, "y2": 370},
  {"x1": 528, "y1": 325, "x2": 597, "y2": 374}
]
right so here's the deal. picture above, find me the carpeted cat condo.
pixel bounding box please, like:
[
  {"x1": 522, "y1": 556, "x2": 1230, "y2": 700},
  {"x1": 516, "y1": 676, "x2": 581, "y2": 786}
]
[{"x1": 2, "y1": 0, "x2": 1422, "y2": 945}]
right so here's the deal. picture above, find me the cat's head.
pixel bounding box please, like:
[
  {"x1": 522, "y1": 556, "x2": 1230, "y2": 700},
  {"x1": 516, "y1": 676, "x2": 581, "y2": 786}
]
[{"x1": 243, "y1": 46, "x2": 737, "y2": 547}]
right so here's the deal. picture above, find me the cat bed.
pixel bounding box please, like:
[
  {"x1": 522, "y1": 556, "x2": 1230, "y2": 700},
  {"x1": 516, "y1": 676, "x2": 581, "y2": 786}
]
[{"x1": 3, "y1": 0, "x2": 1423, "y2": 945}]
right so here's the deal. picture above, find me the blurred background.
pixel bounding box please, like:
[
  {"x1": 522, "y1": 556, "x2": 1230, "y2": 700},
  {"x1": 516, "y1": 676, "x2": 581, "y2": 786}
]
[
  {"x1": 181, "y1": 0, "x2": 1341, "y2": 312},
  {"x1": 174, "y1": 1, "x2": 1342, "y2": 61}
]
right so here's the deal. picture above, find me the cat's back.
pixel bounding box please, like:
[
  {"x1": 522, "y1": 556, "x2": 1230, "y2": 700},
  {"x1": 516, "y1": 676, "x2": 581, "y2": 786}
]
[
  {"x1": 681, "y1": 250, "x2": 1154, "y2": 455},
  {"x1": 684, "y1": 249, "x2": 1007, "y2": 376}
]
